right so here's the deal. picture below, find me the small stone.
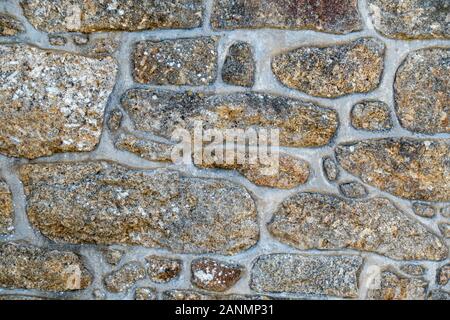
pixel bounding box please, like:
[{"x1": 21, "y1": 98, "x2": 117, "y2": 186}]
[
  {"x1": 122, "y1": 90, "x2": 338, "y2": 148},
  {"x1": 367, "y1": 271, "x2": 428, "y2": 300},
  {"x1": 368, "y1": 0, "x2": 450, "y2": 39},
  {"x1": 437, "y1": 264, "x2": 450, "y2": 286},
  {"x1": 20, "y1": 162, "x2": 258, "y2": 255},
  {"x1": 133, "y1": 38, "x2": 218, "y2": 86},
  {"x1": 0, "y1": 44, "x2": 117, "y2": 159},
  {"x1": 0, "y1": 180, "x2": 14, "y2": 234},
  {"x1": 135, "y1": 287, "x2": 157, "y2": 300},
  {"x1": 339, "y1": 181, "x2": 368, "y2": 198},
  {"x1": 394, "y1": 48, "x2": 449, "y2": 134},
  {"x1": 102, "y1": 248, "x2": 124, "y2": 266},
  {"x1": 336, "y1": 139, "x2": 450, "y2": 202},
  {"x1": 191, "y1": 258, "x2": 243, "y2": 292},
  {"x1": 268, "y1": 193, "x2": 448, "y2": 260},
  {"x1": 146, "y1": 256, "x2": 182, "y2": 283},
  {"x1": 441, "y1": 206, "x2": 450, "y2": 218},
  {"x1": 351, "y1": 101, "x2": 393, "y2": 131},
  {"x1": 400, "y1": 264, "x2": 426, "y2": 277},
  {"x1": 115, "y1": 134, "x2": 173, "y2": 163},
  {"x1": 104, "y1": 262, "x2": 146, "y2": 293},
  {"x1": 79, "y1": 37, "x2": 119, "y2": 57},
  {"x1": 107, "y1": 109, "x2": 123, "y2": 132},
  {"x1": 250, "y1": 254, "x2": 362, "y2": 298},
  {"x1": 92, "y1": 289, "x2": 106, "y2": 300},
  {"x1": 73, "y1": 34, "x2": 89, "y2": 45},
  {"x1": 222, "y1": 42, "x2": 255, "y2": 87},
  {"x1": 272, "y1": 38, "x2": 385, "y2": 98},
  {"x1": 0, "y1": 13, "x2": 24, "y2": 36},
  {"x1": 438, "y1": 223, "x2": 450, "y2": 238},
  {"x1": 412, "y1": 203, "x2": 436, "y2": 218},
  {"x1": 48, "y1": 34, "x2": 67, "y2": 46},
  {"x1": 428, "y1": 290, "x2": 450, "y2": 300},
  {"x1": 162, "y1": 290, "x2": 271, "y2": 300},
  {"x1": 211, "y1": 0, "x2": 362, "y2": 34},
  {"x1": 21, "y1": 0, "x2": 203, "y2": 33},
  {"x1": 0, "y1": 242, "x2": 92, "y2": 291},
  {"x1": 323, "y1": 157, "x2": 339, "y2": 181}
]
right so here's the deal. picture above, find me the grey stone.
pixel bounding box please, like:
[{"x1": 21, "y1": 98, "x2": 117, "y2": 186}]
[
  {"x1": 437, "y1": 264, "x2": 450, "y2": 286},
  {"x1": 102, "y1": 248, "x2": 124, "y2": 266},
  {"x1": 323, "y1": 157, "x2": 339, "y2": 181},
  {"x1": 351, "y1": 100, "x2": 393, "y2": 131},
  {"x1": 412, "y1": 203, "x2": 436, "y2": 218},
  {"x1": 339, "y1": 181, "x2": 368, "y2": 198},
  {"x1": 438, "y1": 223, "x2": 450, "y2": 238},
  {"x1": 104, "y1": 262, "x2": 146, "y2": 293},
  {"x1": 222, "y1": 42, "x2": 255, "y2": 87},
  {"x1": 400, "y1": 264, "x2": 426, "y2": 277}
]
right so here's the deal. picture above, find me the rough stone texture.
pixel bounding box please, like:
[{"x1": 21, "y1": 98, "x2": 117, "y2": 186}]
[
  {"x1": 104, "y1": 262, "x2": 146, "y2": 293},
  {"x1": 268, "y1": 193, "x2": 448, "y2": 261},
  {"x1": 0, "y1": 13, "x2": 25, "y2": 36},
  {"x1": 323, "y1": 157, "x2": 339, "y2": 181},
  {"x1": 92, "y1": 289, "x2": 106, "y2": 300},
  {"x1": 133, "y1": 38, "x2": 218, "y2": 85},
  {"x1": 21, "y1": 0, "x2": 203, "y2": 33},
  {"x1": 412, "y1": 203, "x2": 436, "y2": 218},
  {"x1": 367, "y1": 271, "x2": 428, "y2": 300},
  {"x1": 19, "y1": 162, "x2": 258, "y2": 255},
  {"x1": 0, "y1": 181, "x2": 14, "y2": 234},
  {"x1": 250, "y1": 254, "x2": 362, "y2": 298},
  {"x1": 211, "y1": 0, "x2": 362, "y2": 34},
  {"x1": 437, "y1": 264, "x2": 450, "y2": 286},
  {"x1": 48, "y1": 35, "x2": 67, "y2": 46},
  {"x1": 336, "y1": 139, "x2": 450, "y2": 202},
  {"x1": 272, "y1": 38, "x2": 385, "y2": 98},
  {"x1": 115, "y1": 134, "x2": 173, "y2": 163},
  {"x1": 0, "y1": 44, "x2": 117, "y2": 159},
  {"x1": 222, "y1": 42, "x2": 255, "y2": 87},
  {"x1": 191, "y1": 258, "x2": 243, "y2": 292},
  {"x1": 394, "y1": 48, "x2": 449, "y2": 134},
  {"x1": 442, "y1": 206, "x2": 450, "y2": 218},
  {"x1": 107, "y1": 109, "x2": 123, "y2": 132},
  {"x1": 135, "y1": 287, "x2": 157, "y2": 300},
  {"x1": 400, "y1": 264, "x2": 426, "y2": 277},
  {"x1": 339, "y1": 181, "x2": 368, "y2": 198},
  {"x1": 428, "y1": 290, "x2": 450, "y2": 300},
  {"x1": 0, "y1": 242, "x2": 91, "y2": 291},
  {"x1": 351, "y1": 101, "x2": 393, "y2": 131},
  {"x1": 78, "y1": 38, "x2": 119, "y2": 58},
  {"x1": 122, "y1": 90, "x2": 338, "y2": 148},
  {"x1": 368, "y1": 0, "x2": 450, "y2": 40},
  {"x1": 162, "y1": 290, "x2": 271, "y2": 300},
  {"x1": 102, "y1": 248, "x2": 124, "y2": 266},
  {"x1": 146, "y1": 256, "x2": 182, "y2": 283},
  {"x1": 438, "y1": 223, "x2": 450, "y2": 238}
]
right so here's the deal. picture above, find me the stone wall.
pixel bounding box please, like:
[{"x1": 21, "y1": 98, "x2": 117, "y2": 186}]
[{"x1": 0, "y1": 0, "x2": 448, "y2": 300}]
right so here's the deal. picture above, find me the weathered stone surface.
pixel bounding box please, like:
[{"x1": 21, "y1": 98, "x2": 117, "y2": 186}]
[
  {"x1": 268, "y1": 193, "x2": 448, "y2": 260},
  {"x1": 272, "y1": 38, "x2": 385, "y2": 98},
  {"x1": 102, "y1": 248, "x2": 124, "y2": 266},
  {"x1": 0, "y1": 180, "x2": 13, "y2": 234},
  {"x1": 78, "y1": 37, "x2": 119, "y2": 58},
  {"x1": 442, "y1": 206, "x2": 450, "y2": 218},
  {"x1": 323, "y1": 157, "x2": 339, "y2": 181},
  {"x1": 115, "y1": 134, "x2": 173, "y2": 163},
  {"x1": 162, "y1": 290, "x2": 272, "y2": 300},
  {"x1": 428, "y1": 290, "x2": 450, "y2": 300},
  {"x1": 394, "y1": 48, "x2": 449, "y2": 134},
  {"x1": 107, "y1": 109, "x2": 123, "y2": 132},
  {"x1": 135, "y1": 287, "x2": 157, "y2": 300},
  {"x1": 48, "y1": 34, "x2": 67, "y2": 46},
  {"x1": 351, "y1": 101, "x2": 393, "y2": 131},
  {"x1": 20, "y1": 162, "x2": 258, "y2": 255},
  {"x1": 336, "y1": 139, "x2": 450, "y2": 202},
  {"x1": 439, "y1": 223, "x2": 450, "y2": 238},
  {"x1": 0, "y1": 13, "x2": 25, "y2": 36},
  {"x1": 146, "y1": 256, "x2": 182, "y2": 283},
  {"x1": 412, "y1": 203, "x2": 436, "y2": 218},
  {"x1": 437, "y1": 264, "x2": 450, "y2": 286},
  {"x1": 211, "y1": 0, "x2": 362, "y2": 34},
  {"x1": 133, "y1": 38, "x2": 217, "y2": 85},
  {"x1": 104, "y1": 262, "x2": 146, "y2": 293},
  {"x1": 191, "y1": 258, "x2": 243, "y2": 292},
  {"x1": 368, "y1": 0, "x2": 450, "y2": 39},
  {"x1": 0, "y1": 44, "x2": 117, "y2": 159},
  {"x1": 0, "y1": 242, "x2": 91, "y2": 291},
  {"x1": 250, "y1": 254, "x2": 362, "y2": 297},
  {"x1": 339, "y1": 181, "x2": 368, "y2": 198},
  {"x1": 122, "y1": 90, "x2": 338, "y2": 148},
  {"x1": 400, "y1": 264, "x2": 426, "y2": 277},
  {"x1": 92, "y1": 288, "x2": 106, "y2": 300},
  {"x1": 21, "y1": 0, "x2": 203, "y2": 33},
  {"x1": 73, "y1": 34, "x2": 89, "y2": 45},
  {"x1": 222, "y1": 42, "x2": 255, "y2": 87},
  {"x1": 367, "y1": 271, "x2": 428, "y2": 300}
]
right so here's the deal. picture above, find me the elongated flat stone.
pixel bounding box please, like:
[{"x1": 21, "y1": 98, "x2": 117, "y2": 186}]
[
  {"x1": 268, "y1": 193, "x2": 447, "y2": 260},
  {"x1": 394, "y1": 48, "x2": 449, "y2": 134},
  {"x1": 250, "y1": 254, "x2": 363, "y2": 298},
  {"x1": 0, "y1": 181, "x2": 14, "y2": 234},
  {"x1": 21, "y1": 0, "x2": 203, "y2": 33},
  {"x1": 0, "y1": 44, "x2": 117, "y2": 159},
  {"x1": 122, "y1": 90, "x2": 338, "y2": 148},
  {"x1": 336, "y1": 139, "x2": 450, "y2": 202},
  {"x1": 272, "y1": 38, "x2": 385, "y2": 98},
  {"x1": 20, "y1": 162, "x2": 258, "y2": 255},
  {"x1": 0, "y1": 242, "x2": 92, "y2": 291},
  {"x1": 368, "y1": 0, "x2": 450, "y2": 39},
  {"x1": 211, "y1": 0, "x2": 362, "y2": 34}
]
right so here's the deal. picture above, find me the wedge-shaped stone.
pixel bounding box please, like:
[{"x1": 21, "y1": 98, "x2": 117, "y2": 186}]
[
  {"x1": 20, "y1": 162, "x2": 258, "y2": 255},
  {"x1": 268, "y1": 193, "x2": 447, "y2": 260},
  {"x1": 122, "y1": 90, "x2": 338, "y2": 148},
  {"x1": 394, "y1": 48, "x2": 449, "y2": 134},
  {"x1": 0, "y1": 44, "x2": 117, "y2": 159},
  {"x1": 250, "y1": 254, "x2": 362, "y2": 298},
  {"x1": 336, "y1": 139, "x2": 450, "y2": 202},
  {"x1": 21, "y1": 0, "x2": 203, "y2": 33},
  {"x1": 211, "y1": 0, "x2": 362, "y2": 34},
  {"x1": 368, "y1": 0, "x2": 450, "y2": 39},
  {"x1": 0, "y1": 242, "x2": 92, "y2": 291},
  {"x1": 272, "y1": 38, "x2": 385, "y2": 98},
  {"x1": 0, "y1": 180, "x2": 14, "y2": 234}
]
